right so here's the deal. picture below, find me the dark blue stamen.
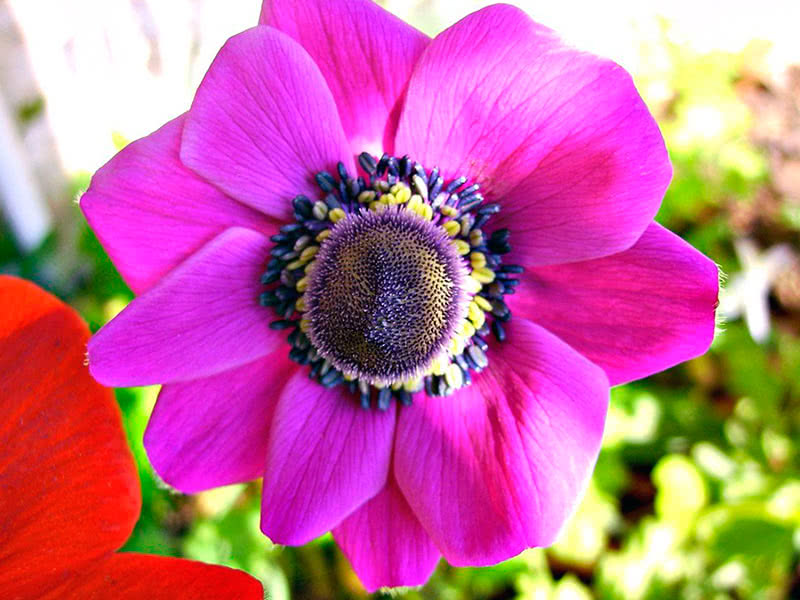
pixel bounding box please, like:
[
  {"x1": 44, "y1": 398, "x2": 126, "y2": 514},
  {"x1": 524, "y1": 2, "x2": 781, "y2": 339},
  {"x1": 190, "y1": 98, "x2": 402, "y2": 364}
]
[
  {"x1": 499, "y1": 264, "x2": 524, "y2": 274},
  {"x1": 325, "y1": 193, "x2": 342, "y2": 210},
  {"x1": 315, "y1": 171, "x2": 337, "y2": 192},
  {"x1": 321, "y1": 368, "x2": 344, "y2": 388},
  {"x1": 358, "y1": 152, "x2": 377, "y2": 174},
  {"x1": 458, "y1": 196, "x2": 483, "y2": 213},
  {"x1": 386, "y1": 156, "x2": 399, "y2": 176},
  {"x1": 445, "y1": 176, "x2": 467, "y2": 194},
  {"x1": 413, "y1": 162, "x2": 428, "y2": 184},
  {"x1": 259, "y1": 291, "x2": 278, "y2": 306},
  {"x1": 460, "y1": 183, "x2": 480, "y2": 197},
  {"x1": 292, "y1": 195, "x2": 313, "y2": 219},
  {"x1": 399, "y1": 155, "x2": 412, "y2": 178},
  {"x1": 398, "y1": 389, "x2": 413, "y2": 406},
  {"x1": 472, "y1": 335, "x2": 489, "y2": 352},
  {"x1": 477, "y1": 203, "x2": 501, "y2": 215},
  {"x1": 290, "y1": 347, "x2": 309, "y2": 364},
  {"x1": 472, "y1": 214, "x2": 491, "y2": 230},
  {"x1": 491, "y1": 320, "x2": 506, "y2": 343},
  {"x1": 429, "y1": 176, "x2": 444, "y2": 201},
  {"x1": 280, "y1": 223, "x2": 304, "y2": 235},
  {"x1": 377, "y1": 387, "x2": 392, "y2": 411},
  {"x1": 376, "y1": 154, "x2": 390, "y2": 176},
  {"x1": 261, "y1": 270, "x2": 281, "y2": 285}
]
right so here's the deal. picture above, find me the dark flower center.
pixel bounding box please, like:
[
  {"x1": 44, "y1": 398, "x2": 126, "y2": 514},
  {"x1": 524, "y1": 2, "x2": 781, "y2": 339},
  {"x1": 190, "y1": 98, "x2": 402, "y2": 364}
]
[
  {"x1": 260, "y1": 153, "x2": 523, "y2": 409},
  {"x1": 305, "y1": 208, "x2": 468, "y2": 386}
]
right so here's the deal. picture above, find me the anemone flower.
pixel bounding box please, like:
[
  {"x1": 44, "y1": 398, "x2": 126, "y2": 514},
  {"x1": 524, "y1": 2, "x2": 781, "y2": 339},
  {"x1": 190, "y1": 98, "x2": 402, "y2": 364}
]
[
  {"x1": 81, "y1": 0, "x2": 719, "y2": 591},
  {"x1": 0, "y1": 276, "x2": 263, "y2": 599}
]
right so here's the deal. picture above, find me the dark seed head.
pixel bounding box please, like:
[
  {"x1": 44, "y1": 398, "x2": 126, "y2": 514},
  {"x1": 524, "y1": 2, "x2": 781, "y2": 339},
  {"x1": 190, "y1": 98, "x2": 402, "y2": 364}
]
[{"x1": 305, "y1": 207, "x2": 469, "y2": 385}]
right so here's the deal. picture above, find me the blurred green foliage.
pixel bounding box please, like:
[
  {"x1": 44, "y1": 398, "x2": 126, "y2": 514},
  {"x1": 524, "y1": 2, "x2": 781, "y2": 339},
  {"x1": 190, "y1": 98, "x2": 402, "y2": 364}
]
[{"x1": 2, "y1": 26, "x2": 799, "y2": 600}]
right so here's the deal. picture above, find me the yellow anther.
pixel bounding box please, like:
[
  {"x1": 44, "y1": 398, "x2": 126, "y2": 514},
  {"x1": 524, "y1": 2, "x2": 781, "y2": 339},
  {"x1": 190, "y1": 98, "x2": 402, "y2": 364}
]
[
  {"x1": 469, "y1": 306, "x2": 486, "y2": 330},
  {"x1": 452, "y1": 239, "x2": 470, "y2": 255},
  {"x1": 300, "y1": 245, "x2": 319, "y2": 262},
  {"x1": 471, "y1": 267, "x2": 496, "y2": 284},
  {"x1": 460, "y1": 320, "x2": 476, "y2": 339},
  {"x1": 394, "y1": 186, "x2": 411, "y2": 204},
  {"x1": 391, "y1": 381, "x2": 403, "y2": 391},
  {"x1": 449, "y1": 336, "x2": 466, "y2": 356},
  {"x1": 469, "y1": 229, "x2": 484, "y2": 247},
  {"x1": 299, "y1": 318, "x2": 311, "y2": 333},
  {"x1": 444, "y1": 362, "x2": 464, "y2": 389},
  {"x1": 381, "y1": 193, "x2": 395, "y2": 204},
  {"x1": 443, "y1": 220, "x2": 461, "y2": 237},
  {"x1": 329, "y1": 207, "x2": 346, "y2": 223},
  {"x1": 370, "y1": 201, "x2": 387, "y2": 212},
  {"x1": 343, "y1": 372, "x2": 355, "y2": 381},
  {"x1": 468, "y1": 301, "x2": 484, "y2": 323},
  {"x1": 358, "y1": 190, "x2": 376, "y2": 203},
  {"x1": 304, "y1": 261, "x2": 316, "y2": 274},
  {"x1": 312, "y1": 200, "x2": 328, "y2": 220},
  {"x1": 469, "y1": 251, "x2": 486, "y2": 269},
  {"x1": 465, "y1": 276, "x2": 483, "y2": 295},
  {"x1": 315, "y1": 229, "x2": 331, "y2": 242},
  {"x1": 286, "y1": 259, "x2": 305, "y2": 271},
  {"x1": 474, "y1": 295, "x2": 492, "y2": 312},
  {"x1": 407, "y1": 193, "x2": 422, "y2": 206},
  {"x1": 420, "y1": 203, "x2": 434, "y2": 221},
  {"x1": 295, "y1": 296, "x2": 307, "y2": 312},
  {"x1": 404, "y1": 378, "x2": 423, "y2": 392},
  {"x1": 296, "y1": 276, "x2": 310, "y2": 292},
  {"x1": 429, "y1": 355, "x2": 447, "y2": 376},
  {"x1": 468, "y1": 302, "x2": 486, "y2": 329},
  {"x1": 440, "y1": 205, "x2": 458, "y2": 217}
]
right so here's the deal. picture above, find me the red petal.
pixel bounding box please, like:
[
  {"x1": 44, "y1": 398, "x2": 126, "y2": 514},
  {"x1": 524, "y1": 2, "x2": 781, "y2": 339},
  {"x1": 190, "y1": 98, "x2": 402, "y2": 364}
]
[
  {"x1": 0, "y1": 276, "x2": 141, "y2": 598},
  {"x1": 40, "y1": 554, "x2": 264, "y2": 600}
]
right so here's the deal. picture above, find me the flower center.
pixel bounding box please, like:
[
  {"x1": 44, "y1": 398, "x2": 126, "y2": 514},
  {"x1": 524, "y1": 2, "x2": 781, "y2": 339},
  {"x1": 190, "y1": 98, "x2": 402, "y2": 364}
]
[
  {"x1": 305, "y1": 208, "x2": 468, "y2": 386},
  {"x1": 260, "y1": 153, "x2": 523, "y2": 409}
]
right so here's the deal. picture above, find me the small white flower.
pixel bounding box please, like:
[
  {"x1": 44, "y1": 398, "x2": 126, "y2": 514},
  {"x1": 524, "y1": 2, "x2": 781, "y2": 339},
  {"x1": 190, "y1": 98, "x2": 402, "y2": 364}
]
[{"x1": 720, "y1": 238, "x2": 795, "y2": 342}]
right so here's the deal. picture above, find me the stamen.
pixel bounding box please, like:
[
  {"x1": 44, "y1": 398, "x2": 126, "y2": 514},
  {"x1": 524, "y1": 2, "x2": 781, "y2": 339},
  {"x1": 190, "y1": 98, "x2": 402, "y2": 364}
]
[{"x1": 260, "y1": 153, "x2": 524, "y2": 408}]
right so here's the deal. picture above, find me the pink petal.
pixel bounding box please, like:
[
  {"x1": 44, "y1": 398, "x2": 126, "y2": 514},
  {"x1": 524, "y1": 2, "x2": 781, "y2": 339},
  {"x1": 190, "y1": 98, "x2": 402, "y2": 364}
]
[
  {"x1": 333, "y1": 474, "x2": 440, "y2": 592},
  {"x1": 395, "y1": 4, "x2": 670, "y2": 266},
  {"x1": 81, "y1": 115, "x2": 277, "y2": 294},
  {"x1": 261, "y1": 371, "x2": 396, "y2": 545},
  {"x1": 144, "y1": 351, "x2": 299, "y2": 493},
  {"x1": 89, "y1": 227, "x2": 282, "y2": 387},
  {"x1": 181, "y1": 26, "x2": 354, "y2": 222},
  {"x1": 261, "y1": 0, "x2": 429, "y2": 155},
  {"x1": 394, "y1": 319, "x2": 609, "y2": 566},
  {"x1": 508, "y1": 222, "x2": 719, "y2": 385}
]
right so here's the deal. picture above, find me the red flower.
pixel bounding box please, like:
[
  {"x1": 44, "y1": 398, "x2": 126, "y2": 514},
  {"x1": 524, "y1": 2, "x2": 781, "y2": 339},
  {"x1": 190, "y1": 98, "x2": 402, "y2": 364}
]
[{"x1": 0, "y1": 275, "x2": 263, "y2": 599}]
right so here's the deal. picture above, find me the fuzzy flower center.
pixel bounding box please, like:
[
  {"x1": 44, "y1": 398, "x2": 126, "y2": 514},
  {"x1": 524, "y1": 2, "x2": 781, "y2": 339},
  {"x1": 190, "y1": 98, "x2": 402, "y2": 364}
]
[
  {"x1": 260, "y1": 152, "x2": 523, "y2": 409},
  {"x1": 305, "y1": 208, "x2": 468, "y2": 386}
]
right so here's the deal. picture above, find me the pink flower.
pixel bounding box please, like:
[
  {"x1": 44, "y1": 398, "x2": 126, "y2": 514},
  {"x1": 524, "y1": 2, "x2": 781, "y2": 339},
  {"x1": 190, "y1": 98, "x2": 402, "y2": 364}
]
[{"x1": 82, "y1": 0, "x2": 719, "y2": 591}]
